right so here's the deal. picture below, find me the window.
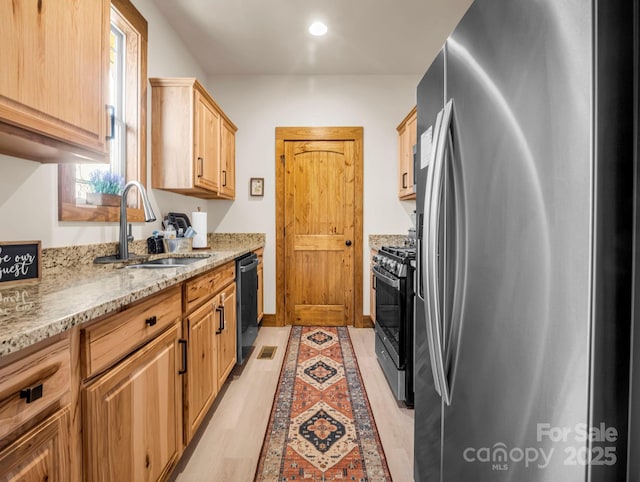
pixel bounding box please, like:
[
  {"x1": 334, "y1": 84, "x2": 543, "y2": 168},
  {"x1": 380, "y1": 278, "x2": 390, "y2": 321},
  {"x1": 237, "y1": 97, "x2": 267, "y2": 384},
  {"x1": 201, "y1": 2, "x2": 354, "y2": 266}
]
[{"x1": 58, "y1": 0, "x2": 148, "y2": 222}]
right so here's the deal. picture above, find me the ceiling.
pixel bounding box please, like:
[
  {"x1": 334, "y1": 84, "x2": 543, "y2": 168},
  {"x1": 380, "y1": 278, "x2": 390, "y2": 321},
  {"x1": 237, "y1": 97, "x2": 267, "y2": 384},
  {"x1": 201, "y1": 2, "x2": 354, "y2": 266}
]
[{"x1": 152, "y1": 0, "x2": 474, "y2": 76}]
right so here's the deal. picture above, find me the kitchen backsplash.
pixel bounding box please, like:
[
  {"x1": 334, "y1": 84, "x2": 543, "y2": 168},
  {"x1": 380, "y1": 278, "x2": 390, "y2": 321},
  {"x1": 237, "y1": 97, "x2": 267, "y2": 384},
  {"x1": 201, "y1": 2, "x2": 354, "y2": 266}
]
[
  {"x1": 42, "y1": 233, "x2": 266, "y2": 276},
  {"x1": 369, "y1": 234, "x2": 410, "y2": 250}
]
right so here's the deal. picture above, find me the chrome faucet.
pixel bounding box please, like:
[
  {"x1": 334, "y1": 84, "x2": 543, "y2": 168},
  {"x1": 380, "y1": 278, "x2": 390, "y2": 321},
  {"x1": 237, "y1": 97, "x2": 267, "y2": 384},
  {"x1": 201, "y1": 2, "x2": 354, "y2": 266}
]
[
  {"x1": 117, "y1": 181, "x2": 156, "y2": 260},
  {"x1": 94, "y1": 181, "x2": 156, "y2": 264}
]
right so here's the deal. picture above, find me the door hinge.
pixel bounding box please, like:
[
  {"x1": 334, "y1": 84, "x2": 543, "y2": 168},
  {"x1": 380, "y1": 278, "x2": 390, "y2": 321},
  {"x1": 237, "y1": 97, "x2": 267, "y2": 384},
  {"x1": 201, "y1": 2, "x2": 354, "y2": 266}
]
[{"x1": 280, "y1": 154, "x2": 285, "y2": 163}]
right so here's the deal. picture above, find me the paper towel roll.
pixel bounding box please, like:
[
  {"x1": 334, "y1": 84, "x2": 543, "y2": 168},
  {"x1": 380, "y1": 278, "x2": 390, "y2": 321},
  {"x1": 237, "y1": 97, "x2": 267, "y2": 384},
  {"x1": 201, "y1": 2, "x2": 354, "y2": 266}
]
[{"x1": 191, "y1": 211, "x2": 208, "y2": 248}]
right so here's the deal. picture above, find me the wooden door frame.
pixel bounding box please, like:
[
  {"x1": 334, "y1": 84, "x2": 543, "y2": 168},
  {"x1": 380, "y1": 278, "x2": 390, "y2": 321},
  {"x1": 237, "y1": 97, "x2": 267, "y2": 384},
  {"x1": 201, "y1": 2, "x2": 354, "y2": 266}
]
[{"x1": 275, "y1": 127, "x2": 364, "y2": 328}]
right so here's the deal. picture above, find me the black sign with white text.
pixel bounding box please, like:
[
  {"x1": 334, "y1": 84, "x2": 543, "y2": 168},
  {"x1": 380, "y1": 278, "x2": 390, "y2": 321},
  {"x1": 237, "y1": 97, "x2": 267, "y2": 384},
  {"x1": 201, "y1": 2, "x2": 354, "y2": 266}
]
[{"x1": 0, "y1": 241, "x2": 41, "y2": 286}]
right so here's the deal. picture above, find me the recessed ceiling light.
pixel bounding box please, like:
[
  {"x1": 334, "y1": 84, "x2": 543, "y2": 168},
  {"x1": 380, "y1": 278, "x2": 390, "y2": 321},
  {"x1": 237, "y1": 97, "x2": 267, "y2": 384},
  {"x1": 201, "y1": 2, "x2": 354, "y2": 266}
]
[{"x1": 309, "y1": 21, "x2": 328, "y2": 36}]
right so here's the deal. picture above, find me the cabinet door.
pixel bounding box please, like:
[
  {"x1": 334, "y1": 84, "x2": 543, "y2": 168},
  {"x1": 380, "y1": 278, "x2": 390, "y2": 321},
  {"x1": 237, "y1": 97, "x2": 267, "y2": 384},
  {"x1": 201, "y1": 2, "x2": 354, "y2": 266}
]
[
  {"x1": 216, "y1": 283, "x2": 237, "y2": 386},
  {"x1": 370, "y1": 249, "x2": 377, "y2": 324},
  {"x1": 257, "y1": 263, "x2": 264, "y2": 322},
  {"x1": 398, "y1": 107, "x2": 417, "y2": 200},
  {"x1": 82, "y1": 325, "x2": 181, "y2": 482},
  {"x1": 0, "y1": 0, "x2": 109, "y2": 160},
  {"x1": 184, "y1": 299, "x2": 218, "y2": 444},
  {"x1": 406, "y1": 112, "x2": 417, "y2": 195},
  {"x1": 218, "y1": 119, "x2": 236, "y2": 199},
  {"x1": 0, "y1": 409, "x2": 70, "y2": 482},
  {"x1": 194, "y1": 92, "x2": 220, "y2": 192},
  {"x1": 398, "y1": 125, "x2": 409, "y2": 196}
]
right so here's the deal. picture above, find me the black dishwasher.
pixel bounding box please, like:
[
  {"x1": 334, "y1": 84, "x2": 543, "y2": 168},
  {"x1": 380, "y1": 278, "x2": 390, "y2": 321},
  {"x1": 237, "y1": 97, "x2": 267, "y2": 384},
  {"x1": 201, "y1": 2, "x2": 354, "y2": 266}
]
[{"x1": 236, "y1": 252, "x2": 259, "y2": 365}]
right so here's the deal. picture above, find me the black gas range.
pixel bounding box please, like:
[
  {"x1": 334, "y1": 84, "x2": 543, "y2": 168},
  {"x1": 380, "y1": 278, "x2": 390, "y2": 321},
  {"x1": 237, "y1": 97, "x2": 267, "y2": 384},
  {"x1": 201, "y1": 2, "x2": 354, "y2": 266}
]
[{"x1": 372, "y1": 243, "x2": 415, "y2": 407}]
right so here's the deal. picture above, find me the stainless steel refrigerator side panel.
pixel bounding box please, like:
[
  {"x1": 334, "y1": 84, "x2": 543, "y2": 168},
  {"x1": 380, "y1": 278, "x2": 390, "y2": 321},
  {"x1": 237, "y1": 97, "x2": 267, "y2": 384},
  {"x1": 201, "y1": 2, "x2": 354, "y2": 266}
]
[
  {"x1": 415, "y1": 47, "x2": 446, "y2": 482},
  {"x1": 589, "y1": 1, "x2": 636, "y2": 480},
  {"x1": 628, "y1": 3, "x2": 640, "y2": 477},
  {"x1": 442, "y1": 0, "x2": 593, "y2": 480}
]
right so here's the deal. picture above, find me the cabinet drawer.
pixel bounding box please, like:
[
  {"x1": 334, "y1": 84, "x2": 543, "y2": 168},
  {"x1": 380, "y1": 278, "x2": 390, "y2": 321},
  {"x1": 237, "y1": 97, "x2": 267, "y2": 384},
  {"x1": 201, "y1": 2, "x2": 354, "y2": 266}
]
[
  {"x1": 81, "y1": 286, "x2": 182, "y2": 378},
  {"x1": 211, "y1": 262, "x2": 235, "y2": 293},
  {"x1": 184, "y1": 262, "x2": 235, "y2": 312},
  {"x1": 0, "y1": 338, "x2": 70, "y2": 442},
  {"x1": 184, "y1": 271, "x2": 214, "y2": 313}
]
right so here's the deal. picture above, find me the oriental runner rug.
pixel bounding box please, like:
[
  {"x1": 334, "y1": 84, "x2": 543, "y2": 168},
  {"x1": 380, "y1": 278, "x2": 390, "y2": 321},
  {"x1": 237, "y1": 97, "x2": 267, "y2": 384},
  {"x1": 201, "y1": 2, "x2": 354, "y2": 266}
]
[{"x1": 254, "y1": 326, "x2": 392, "y2": 481}]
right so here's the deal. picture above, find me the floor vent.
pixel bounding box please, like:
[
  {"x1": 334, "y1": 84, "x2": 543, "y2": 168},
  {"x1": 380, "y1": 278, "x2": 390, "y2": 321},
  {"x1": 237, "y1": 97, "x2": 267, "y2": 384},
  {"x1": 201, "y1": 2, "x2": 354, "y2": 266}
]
[{"x1": 257, "y1": 346, "x2": 277, "y2": 360}]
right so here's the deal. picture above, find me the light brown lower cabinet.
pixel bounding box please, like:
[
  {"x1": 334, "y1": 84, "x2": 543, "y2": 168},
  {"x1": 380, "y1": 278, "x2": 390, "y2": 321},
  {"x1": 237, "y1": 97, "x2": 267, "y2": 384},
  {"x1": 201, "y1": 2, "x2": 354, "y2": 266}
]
[
  {"x1": 182, "y1": 261, "x2": 236, "y2": 446},
  {"x1": 256, "y1": 248, "x2": 264, "y2": 322},
  {"x1": 0, "y1": 336, "x2": 72, "y2": 481},
  {"x1": 183, "y1": 298, "x2": 219, "y2": 444},
  {"x1": 0, "y1": 408, "x2": 71, "y2": 482},
  {"x1": 82, "y1": 324, "x2": 182, "y2": 482},
  {"x1": 216, "y1": 282, "x2": 237, "y2": 387},
  {"x1": 0, "y1": 259, "x2": 244, "y2": 482},
  {"x1": 370, "y1": 248, "x2": 377, "y2": 324}
]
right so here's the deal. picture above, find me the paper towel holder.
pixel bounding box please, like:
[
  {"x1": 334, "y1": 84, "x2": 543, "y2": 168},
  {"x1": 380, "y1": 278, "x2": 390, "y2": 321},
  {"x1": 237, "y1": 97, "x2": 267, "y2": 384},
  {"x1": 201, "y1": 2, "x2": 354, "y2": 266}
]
[{"x1": 191, "y1": 210, "x2": 209, "y2": 249}]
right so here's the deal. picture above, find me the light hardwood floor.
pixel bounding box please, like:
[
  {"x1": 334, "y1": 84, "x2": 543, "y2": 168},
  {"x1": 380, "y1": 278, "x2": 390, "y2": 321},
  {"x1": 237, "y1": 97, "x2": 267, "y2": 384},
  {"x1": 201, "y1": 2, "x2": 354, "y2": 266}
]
[{"x1": 169, "y1": 326, "x2": 414, "y2": 481}]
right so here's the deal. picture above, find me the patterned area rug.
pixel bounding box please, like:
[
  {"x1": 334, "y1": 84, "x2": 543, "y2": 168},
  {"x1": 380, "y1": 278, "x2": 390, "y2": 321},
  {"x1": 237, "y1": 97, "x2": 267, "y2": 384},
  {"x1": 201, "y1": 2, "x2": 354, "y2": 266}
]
[{"x1": 255, "y1": 326, "x2": 392, "y2": 481}]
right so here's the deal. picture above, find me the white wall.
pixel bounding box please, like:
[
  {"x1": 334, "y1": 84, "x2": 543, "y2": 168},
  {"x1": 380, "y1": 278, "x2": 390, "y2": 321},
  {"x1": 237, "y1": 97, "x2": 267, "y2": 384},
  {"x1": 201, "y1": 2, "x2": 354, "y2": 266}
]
[
  {"x1": 203, "y1": 75, "x2": 418, "y2": 315},
  {"x1": 0, "y1": 0, "x2": 418, "y2": 316}
]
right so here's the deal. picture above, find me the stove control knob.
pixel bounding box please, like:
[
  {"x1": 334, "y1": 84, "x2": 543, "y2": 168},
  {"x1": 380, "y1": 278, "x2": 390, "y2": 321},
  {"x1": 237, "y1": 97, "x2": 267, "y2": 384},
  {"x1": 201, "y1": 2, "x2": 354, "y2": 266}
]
[{"x1": 387, "y1": 260, "x2": 397, "y2": 272}]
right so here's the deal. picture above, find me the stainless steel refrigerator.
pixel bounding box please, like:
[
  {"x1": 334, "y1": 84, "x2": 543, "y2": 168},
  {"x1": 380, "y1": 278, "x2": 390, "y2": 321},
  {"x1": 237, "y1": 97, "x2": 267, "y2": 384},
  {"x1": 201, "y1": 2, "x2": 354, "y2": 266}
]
[{"x1": 414, "y1": 0, "x2": 637, "y2": 480}]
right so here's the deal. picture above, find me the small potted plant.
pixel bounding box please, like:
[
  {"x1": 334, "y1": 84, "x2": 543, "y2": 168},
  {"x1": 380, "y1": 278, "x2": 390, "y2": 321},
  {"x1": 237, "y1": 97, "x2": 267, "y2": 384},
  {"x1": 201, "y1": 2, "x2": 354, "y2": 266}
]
[{"x1": 86, "y1": 170, "x2": 125, "y2": 207}]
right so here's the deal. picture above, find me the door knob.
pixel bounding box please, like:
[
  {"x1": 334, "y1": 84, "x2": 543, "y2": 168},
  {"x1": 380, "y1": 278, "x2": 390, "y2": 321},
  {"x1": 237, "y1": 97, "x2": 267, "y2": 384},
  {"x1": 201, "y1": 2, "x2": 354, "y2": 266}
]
[{"x1": 345, "y1": 240, "x2": 352, "y2": 247}]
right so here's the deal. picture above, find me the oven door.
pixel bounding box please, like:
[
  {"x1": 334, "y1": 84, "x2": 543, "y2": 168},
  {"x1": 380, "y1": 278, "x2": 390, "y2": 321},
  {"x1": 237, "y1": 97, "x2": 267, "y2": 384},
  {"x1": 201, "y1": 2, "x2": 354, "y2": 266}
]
[{"x1": 373, "y1": 265, "x2": 404, "y2": 367}]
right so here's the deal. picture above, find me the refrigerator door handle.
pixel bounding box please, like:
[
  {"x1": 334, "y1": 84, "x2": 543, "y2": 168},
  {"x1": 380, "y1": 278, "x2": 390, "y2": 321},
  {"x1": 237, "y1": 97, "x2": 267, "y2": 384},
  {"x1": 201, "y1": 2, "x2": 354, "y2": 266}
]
[
  {"x1": 421, "y1": 110, "x2": 444, "y2": 398},
  {"x1": 420, "y1": 236, "x2": 442, "y2": 397},
  {"x1": 428, "y1": 99, "x2": 454, "y2": 406},
  {"x1": 442, "y1": 104, "x2": 467, "y2": 406}
]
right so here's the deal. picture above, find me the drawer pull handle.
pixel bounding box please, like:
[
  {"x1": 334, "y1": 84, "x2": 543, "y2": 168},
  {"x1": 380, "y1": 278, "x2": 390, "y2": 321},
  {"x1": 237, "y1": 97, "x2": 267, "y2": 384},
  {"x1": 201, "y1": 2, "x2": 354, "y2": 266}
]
[
  {"x1": 179, "y1": 339, "x2": 187, "y2": 375},
  {"x1": 20, "y1": 383, "x2": 43, "y2": 404},
  {"x1": 145, "y1": 316, "x2": 157, "y2": 327}
]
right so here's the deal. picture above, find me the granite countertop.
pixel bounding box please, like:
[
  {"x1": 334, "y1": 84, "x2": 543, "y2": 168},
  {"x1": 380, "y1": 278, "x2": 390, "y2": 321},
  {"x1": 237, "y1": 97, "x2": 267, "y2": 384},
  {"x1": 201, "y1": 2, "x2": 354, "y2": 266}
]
[
  {"x1": 0, "y1": 233, "x2": 265, "y2": 358},
  {"x1": 369, "y1": 234, "x2": 411, "y2": 251}
]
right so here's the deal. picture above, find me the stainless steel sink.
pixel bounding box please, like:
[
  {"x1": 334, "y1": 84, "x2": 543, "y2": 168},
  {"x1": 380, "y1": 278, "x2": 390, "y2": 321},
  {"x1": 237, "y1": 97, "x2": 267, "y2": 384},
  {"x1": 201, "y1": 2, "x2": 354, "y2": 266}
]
[{"x1": 123, "y1": 257, "x2": 207, "y2": 269}]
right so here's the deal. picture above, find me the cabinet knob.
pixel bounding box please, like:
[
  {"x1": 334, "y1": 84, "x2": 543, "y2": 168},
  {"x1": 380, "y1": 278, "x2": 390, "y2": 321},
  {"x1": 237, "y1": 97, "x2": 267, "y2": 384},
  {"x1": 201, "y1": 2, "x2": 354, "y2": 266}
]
[
  {"x1": 345, "y1": 240, "x2": 352, "y2": 247},
  {"x1": 20, "y1": 383, "x2": 43, "y2": 404},
  {"x1": 145, "y1": 315, "x2": 157, "y2": 327},
  {"x1": 197, "y1": 157, "x2": 204, "y2": 178}
]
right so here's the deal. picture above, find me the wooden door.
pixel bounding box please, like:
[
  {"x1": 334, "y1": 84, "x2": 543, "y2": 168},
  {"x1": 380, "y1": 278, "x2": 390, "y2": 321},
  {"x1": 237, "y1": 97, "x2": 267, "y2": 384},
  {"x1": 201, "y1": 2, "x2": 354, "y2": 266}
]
[
  {"x1": 184, "y1": 299, "x2": 218, "y2": 444},
  {"x1": 216, "y1": 283, "x2": 237, "y2": 386},
  {"x1": 194, "y1": 91, "x2": 220, "y2": 192},
  {"x1": 0, "y1": 0, "x2": 109, "y2": 156},
  {"x1": 370, "y1": 249, "x2": 377, "y2": 324},
  {"x1": 284, "y1": 140, "x2": 355, "y2": 326},
  {"x1": 257, "y1": 259, "x2": 264, "y2": 322},
  {"x1": 82, "y1": 325, "x2": 181, "y2": 482},
  {"x1": 397, "y1": 107, "x2": 417, "y2": 200},
  {"x1": 218, "y1": 119, "x2": 236, "y2": 199},
  {"x1": 0, "y1": 409, "x2": 70, "y2": 482}
]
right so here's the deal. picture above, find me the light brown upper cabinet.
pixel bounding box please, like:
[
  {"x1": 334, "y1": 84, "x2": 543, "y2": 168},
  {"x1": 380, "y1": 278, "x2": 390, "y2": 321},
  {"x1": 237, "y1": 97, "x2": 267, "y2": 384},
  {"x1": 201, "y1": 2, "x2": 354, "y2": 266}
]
[
  {"x1": 58, "y1": 0, "x2": 149, "y2": 222},
  {"x1": 150, "y1": 78, "x2": 237, "y2": 200},
  {"x1": 397, "y1": 106, "x2": 417, "y2": 200},
  {"x1": 218, "y1": 118, "x2": 236, "y2": 199},
  {"x1": 0, "y1": 0, "x2": 110, "y2": 163}
]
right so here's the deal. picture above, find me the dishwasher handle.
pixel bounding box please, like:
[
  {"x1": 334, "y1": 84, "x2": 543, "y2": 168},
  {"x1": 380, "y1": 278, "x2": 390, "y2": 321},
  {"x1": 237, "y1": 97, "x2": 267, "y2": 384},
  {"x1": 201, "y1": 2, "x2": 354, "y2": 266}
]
[{"x1": 239, "y1": 258, "x2": 259, "y2": 272}]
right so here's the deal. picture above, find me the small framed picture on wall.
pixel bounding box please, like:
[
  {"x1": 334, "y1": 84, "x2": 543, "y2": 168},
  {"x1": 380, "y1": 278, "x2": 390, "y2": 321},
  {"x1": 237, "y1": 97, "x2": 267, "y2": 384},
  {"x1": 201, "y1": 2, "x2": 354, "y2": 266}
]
[{"x1": 250, "y1": 178, "x2": 264, "y2": 196}]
